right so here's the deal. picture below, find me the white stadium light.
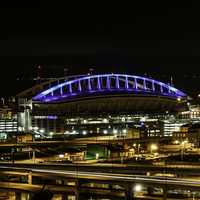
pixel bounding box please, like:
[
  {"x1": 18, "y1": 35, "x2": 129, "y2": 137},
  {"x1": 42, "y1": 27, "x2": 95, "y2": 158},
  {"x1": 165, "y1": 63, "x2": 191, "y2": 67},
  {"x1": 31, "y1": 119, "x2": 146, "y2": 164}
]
[
  {"x1": 82, "y1": 130, "x2": 87, "y2": 135},
  {"x1": 103, "y1": 130, "x2": 108, "y2": 134}
]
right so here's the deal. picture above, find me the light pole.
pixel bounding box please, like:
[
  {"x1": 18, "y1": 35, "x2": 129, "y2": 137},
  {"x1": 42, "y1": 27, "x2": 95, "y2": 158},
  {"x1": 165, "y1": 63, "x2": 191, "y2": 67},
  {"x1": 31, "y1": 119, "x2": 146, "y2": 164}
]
[
  {"x1": 32, "y1": 134, "x2": 36, "y2": 163},
  {"x1": 181, "y1": 140, "x2": 187, "y2": 161},
  {"x1": 138, "y1": 144, "x2": 140, "y2": 155}
]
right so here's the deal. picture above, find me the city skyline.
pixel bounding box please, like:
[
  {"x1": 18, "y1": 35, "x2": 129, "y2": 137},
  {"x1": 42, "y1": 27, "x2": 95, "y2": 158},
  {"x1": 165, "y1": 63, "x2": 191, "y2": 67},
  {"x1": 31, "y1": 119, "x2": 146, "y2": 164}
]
[{"x1": 1, "y1": 4, "x2": 200, "y2": 199}]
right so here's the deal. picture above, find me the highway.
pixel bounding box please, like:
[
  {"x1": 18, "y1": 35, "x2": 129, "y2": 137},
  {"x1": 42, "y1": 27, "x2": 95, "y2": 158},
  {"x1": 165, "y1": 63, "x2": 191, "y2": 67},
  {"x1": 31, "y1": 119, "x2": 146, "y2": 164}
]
[
  {"x1": 1, "y1": 162, "x2": 200, "y2": 177},
  {"x1": 1, "y1": 165, "x2": 200, "y2": 190},
  {"x1": 0, "y1": 136, "x2": 171, "y2": 147}
]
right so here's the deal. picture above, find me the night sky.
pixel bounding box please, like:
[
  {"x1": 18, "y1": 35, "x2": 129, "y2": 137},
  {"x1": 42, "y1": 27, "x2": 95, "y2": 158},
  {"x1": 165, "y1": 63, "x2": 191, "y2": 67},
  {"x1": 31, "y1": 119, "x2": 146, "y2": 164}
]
[{"x1": 0, "y1": 3, "x2": 200, "y2": 97}]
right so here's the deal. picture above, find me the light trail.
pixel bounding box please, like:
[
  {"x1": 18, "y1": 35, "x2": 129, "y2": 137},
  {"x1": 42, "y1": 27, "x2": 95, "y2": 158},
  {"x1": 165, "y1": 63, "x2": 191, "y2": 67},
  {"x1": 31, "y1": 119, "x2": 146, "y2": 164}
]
[{"x1": 1, "y1": 166, "x2": 200, "y2": 188}]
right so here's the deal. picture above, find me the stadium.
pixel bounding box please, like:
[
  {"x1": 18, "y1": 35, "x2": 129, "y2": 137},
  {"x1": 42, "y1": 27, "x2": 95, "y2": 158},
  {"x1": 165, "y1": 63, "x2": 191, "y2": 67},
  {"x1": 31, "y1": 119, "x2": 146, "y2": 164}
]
[{"x1": 17, "y1": 73, "x2": 188, "y2": 137}]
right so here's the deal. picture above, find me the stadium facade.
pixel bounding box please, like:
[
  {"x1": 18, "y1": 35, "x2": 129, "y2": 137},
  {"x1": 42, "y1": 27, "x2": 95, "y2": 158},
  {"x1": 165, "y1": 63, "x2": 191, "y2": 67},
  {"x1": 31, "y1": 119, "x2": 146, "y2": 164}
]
[{"x1": 17, "y1": 73, "x2": 189, "y2": 138}]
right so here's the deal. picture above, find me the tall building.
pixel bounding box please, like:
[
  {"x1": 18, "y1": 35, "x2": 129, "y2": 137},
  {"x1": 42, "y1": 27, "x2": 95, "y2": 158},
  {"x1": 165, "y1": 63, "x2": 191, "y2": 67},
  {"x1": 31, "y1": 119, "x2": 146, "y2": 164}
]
[{"x1": 0, "y1": 102, "x2": 18, "y2": 140}]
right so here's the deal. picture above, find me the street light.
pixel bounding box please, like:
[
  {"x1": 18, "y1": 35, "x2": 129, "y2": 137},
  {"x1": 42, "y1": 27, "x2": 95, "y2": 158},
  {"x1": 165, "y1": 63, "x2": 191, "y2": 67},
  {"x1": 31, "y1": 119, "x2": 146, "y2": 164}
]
[
  {"x1": 95, "y1": 153, "x2": 99, "y2": 160},
  {"x1": 82, "y1": 130, "x2": 87, "y2": 135},
  {"x1": 174, "y1": 140, "x2": 179, "y2": 144},
  {"x1": 134, "y1": 184, "x2": 142, "y2": 192},
  {"x1": 103, "y1": 118, "x2": 108, "y2": 123},
  {"x1": 39, "y1": 129, "x2": 44, "y2": 133},
  {"x1": 34, "y1": 127, "x2": 39, "y2": 131},
  {"x1": 49, "y1": 132, "x2": 54, "y2": 136},
  {"x1": 59, "y1": 154, "x2": 64, "y2": 158},
  {"x1": 103, "y1": 130, "x2": 108, "y2": 134},
  {"x1": 64, "y1": 131, "x2": 69, "y2": 135},
  {"x1": 122, "y1": 129, "x2": 127, "y2": 134},
  {"x1": 138, "y1": 144, "x2": 141, "y2": 154},
  {"x1": 150, "y1": 144, "x2": 158, "y2": 154}
]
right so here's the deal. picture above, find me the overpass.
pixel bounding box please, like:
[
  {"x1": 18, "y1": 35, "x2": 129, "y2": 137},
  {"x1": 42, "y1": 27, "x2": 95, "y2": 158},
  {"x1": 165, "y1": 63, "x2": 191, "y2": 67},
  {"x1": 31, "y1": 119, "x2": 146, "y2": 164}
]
[
  {"x1": 1, "y1": 161, "x2": 200, "y2": 177},
  {"x1": 0, "y1": 136, "x2": 172, "y2": 148},
  {"x1": 0, "y1": 165, "x2": 199, "y2": 199}
]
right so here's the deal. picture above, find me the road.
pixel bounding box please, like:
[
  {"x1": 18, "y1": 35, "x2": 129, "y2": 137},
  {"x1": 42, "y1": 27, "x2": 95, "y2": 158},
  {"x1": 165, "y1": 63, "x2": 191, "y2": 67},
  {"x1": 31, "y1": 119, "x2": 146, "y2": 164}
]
[
  {"x1": 0, "y1": 165, "x2": 200, "y2": 190},
  {"x1": 1, "y1": 162, "x2": 200, "y2": 177},
  {"x1": 0, "y1": 136, "x2": 171, "y2": 147}
]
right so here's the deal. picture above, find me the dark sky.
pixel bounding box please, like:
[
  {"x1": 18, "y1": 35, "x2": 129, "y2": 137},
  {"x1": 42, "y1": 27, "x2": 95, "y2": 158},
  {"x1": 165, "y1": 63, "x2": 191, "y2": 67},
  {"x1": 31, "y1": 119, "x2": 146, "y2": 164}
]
[{"x1": 0, "y1": 3, "x2": 200, "y2": 97}]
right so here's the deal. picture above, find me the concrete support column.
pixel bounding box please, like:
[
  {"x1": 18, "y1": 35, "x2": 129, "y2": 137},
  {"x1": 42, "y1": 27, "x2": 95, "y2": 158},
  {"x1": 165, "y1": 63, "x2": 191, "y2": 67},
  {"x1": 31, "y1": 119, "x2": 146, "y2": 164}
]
[
  {"x1": 147, "y1": 186, "x2": 154, "y2": 195},
  {"x1": 103, "y1": 146, "x2": 110, "y2": 158},
  {"x1": 28, "y1": 171, "x2": 32, "y2": 184},
  {"x1": 21, "y1": 193, "x2": 30, "y2": 200},
  {"x1": 163, "y1": 187, "x2": 168, "y2": 200},
  {"x1": 15, "y1": 192, "x2": 21, "y2": 200},
  {"x1": 62, "y1": 194, "x2": 68, "y2": 200},
  {"x1": 75, "y1": 180, "x2": 80, "y2": 200},
  {"x1": 125, "y1": 184, "x2": 134, "y2": 200},
  {"x1": 32, "y1": 149, "x2": 35, "y2": 163}
]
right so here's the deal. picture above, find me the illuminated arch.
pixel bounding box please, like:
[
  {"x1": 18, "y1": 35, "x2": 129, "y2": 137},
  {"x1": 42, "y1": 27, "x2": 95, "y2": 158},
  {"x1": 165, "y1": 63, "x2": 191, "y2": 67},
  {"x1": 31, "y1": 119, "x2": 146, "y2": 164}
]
[{"x1": 33, "y1": 74, "x2": 187, "y2": 102}]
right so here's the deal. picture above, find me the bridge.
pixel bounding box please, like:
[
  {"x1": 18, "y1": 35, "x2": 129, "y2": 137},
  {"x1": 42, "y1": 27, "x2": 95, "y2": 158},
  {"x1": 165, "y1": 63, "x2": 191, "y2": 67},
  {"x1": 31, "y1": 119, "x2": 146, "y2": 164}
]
[{"x1": 0, "y1": 165, "x2": 199, "y2": 199}]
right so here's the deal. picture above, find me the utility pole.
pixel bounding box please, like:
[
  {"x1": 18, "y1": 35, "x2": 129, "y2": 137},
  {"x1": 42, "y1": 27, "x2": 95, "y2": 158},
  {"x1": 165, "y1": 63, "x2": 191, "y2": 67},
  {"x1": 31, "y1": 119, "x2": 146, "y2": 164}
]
[
  {"x1": 36, "y1": 65, "x2": 42, "y2": 84},
  {"x1": 32, "y1": 135, "x2": 36, "y2": 163},
  {"x1": 170, "y1": 75, "x2": 174, "y2": 86},
  {"x1": 64, "y1": 67, "x2": 68, "y2": 77},
  {"x1": 89, "y1": 67, "x2": 94, "y2": 75},
  {"x1": 11, "y1": 148, "x2": 15, "y2": 164}
]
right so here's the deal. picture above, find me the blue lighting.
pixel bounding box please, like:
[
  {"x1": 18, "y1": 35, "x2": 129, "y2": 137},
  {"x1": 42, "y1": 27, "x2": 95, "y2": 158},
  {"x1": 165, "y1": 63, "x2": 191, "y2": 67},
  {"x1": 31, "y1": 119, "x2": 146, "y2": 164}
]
[
  {"x1": 47, "y1": 115, "x2": 58, "y2": 119},
  {"x1": 33, "y1": 73, "x2": 187, "y2": 102}
]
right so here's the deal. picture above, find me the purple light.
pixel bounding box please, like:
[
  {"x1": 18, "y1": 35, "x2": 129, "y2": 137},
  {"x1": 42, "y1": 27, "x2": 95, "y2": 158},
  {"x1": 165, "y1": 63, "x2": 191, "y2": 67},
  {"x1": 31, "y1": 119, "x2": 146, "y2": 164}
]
[
  {"x1": 116, "y1": 76, "x2": 120, "y2": 89},
  {"x1": 152, "y1": 80, "x2": 155, "y2": 91},
  {"x1": 33, "y1": 73, "x2": 187, "y2": 102},
  {"x1": 106, "y1": 76, "x2": 110, "y2": 89},
  {"x1": 160, "y1": 84, "x2": 163, "y2": 93},
  {"x1": 69, "y1": 84, "x2": 72, "y2": 93},
  {"x1": 143, "y1": 78, "x2": 147, "y2": 90},
  {"x1": 60, "y1": 87, "x2": 63, "y2": 95},
  {"x1": 47, "y1": 115, "x2": 58, "y2": 119},
  {"x1": 88, "y1": 78, "x2": 92, "y2": 91},
  {"x1": 97, "y1": 76, "x2": 101, "y2": 90},
  {"x1": 78, "y1": 80, "x2": 82, "y2": 91},
  {"x1": 135, "y1": 78, "x2": 138, "y2": 90},
  {"x1": 125, "y1": 76, "x2": 129, "y2": 89}
]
